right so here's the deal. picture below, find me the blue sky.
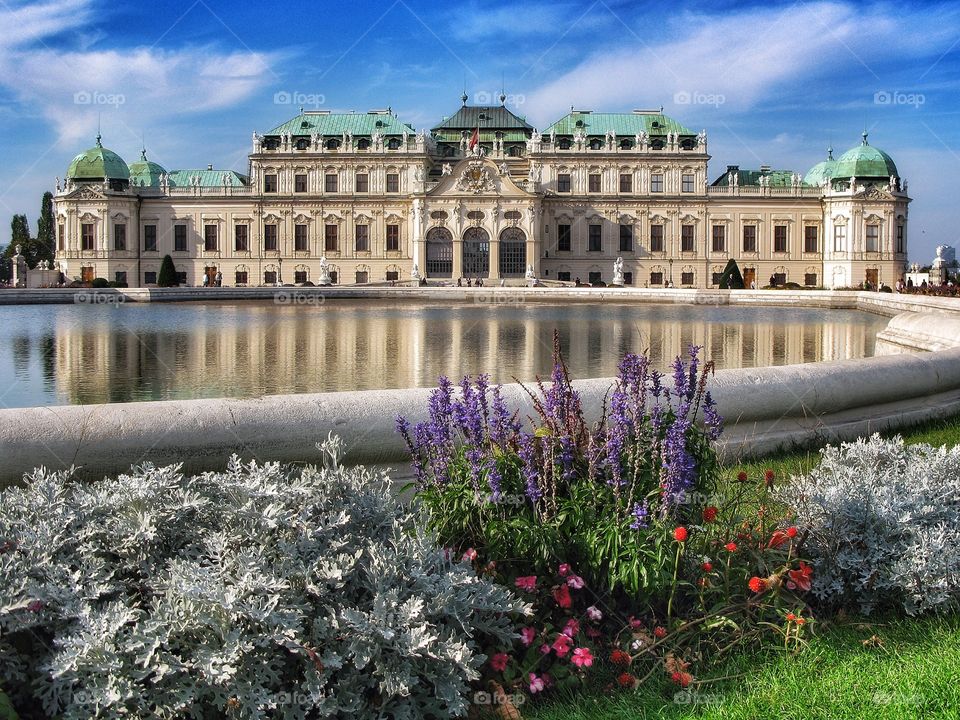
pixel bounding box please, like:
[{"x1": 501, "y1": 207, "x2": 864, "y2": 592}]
[{"x1": 1, "y1": 0, "x2": 958, "y2": 262}]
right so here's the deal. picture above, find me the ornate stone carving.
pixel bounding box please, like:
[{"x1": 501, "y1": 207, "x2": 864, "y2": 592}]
[{"x1": 455, "y1": 158, "x2": 497, "y2": 194}]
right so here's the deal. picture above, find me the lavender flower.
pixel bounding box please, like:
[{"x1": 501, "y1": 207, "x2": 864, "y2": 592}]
[
  {"x1": 519, "y1": 432, "x2": 542, "y2": 502},
  {"x1": 630, "y1": 501, "x2": 650, "y2": 530}
]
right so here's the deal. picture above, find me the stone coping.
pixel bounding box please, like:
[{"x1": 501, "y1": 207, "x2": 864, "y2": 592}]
[{"x1": 0, "y1": 289, "x2": 958, "y2": 487}]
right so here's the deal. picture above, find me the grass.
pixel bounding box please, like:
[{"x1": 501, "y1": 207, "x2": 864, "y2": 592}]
[{"x1": 517, "y1": 413, "x2": 960, "y2": 720}]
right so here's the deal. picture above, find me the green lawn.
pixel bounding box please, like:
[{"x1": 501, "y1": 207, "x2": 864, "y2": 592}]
[{"x1": 519, "y1": 413, "x2": 960, "y2": 720}]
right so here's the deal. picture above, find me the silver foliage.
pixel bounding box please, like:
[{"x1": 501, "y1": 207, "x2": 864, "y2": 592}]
[{"x1": 0, "y1": 439, "x2": 529, "y2": 719}]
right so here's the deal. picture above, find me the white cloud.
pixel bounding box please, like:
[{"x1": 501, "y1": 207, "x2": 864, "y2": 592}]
[{"x1": 445, "y1": 1, "x2": 611, "y2": 41}]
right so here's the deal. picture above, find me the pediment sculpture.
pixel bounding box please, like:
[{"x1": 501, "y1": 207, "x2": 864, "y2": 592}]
[{"x1": 455, "y1": 158, "x2": 497, "y2": 194}]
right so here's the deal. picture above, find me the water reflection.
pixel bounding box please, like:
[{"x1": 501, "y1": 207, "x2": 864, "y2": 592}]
[{"x1": 0, "y1": 300, "x2": 894, "y2": 408}]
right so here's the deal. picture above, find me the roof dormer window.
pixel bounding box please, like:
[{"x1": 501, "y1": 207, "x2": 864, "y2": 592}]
[{"x1": 357, "y1": 138, "x2": 371, "y2": 150}]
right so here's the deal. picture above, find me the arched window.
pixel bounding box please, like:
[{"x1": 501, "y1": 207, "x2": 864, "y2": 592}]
[
  {"x1": 650, "y1": 139, "x2": 665, "y2": 150},
  {"x1": 295, "y1": 138, "x2": 310, "y2": 150},
  {"x1": 357, "y1": 138, "x2": 370, "y2": 150},
  {"x1": 619, "y1": 139, "x2": 634, "y2": 150},
  {"x1": 589, "y1": 138, "x2": 602, "y2": 150},
  {"x1": 680, "y1": 138, "x2": 695, "y2": 150},
  {"x1": 508, "y1": 145, "x2": 523, "y2": 157},
  {"x1": 498, "y1": 227, "x2": 526, "y2": 277},
  {"x1": 426, "y1": 227, "x2": 453, "y2": 278},
  {"x1": 443, "y1": 145, "x2": 456, "y2": 157},
  {"x1": 462, "y1": 227, "x2": 490, "y2": 278},
  {"x1": 387, "y1": 138, "x2": 402, "y2": 150},
  {"x1": 558, "y1": 138, "x2": 572, "y2": 150},
  {"x1": 326, "y1": 138, "x2": 341, "y2": 150}
]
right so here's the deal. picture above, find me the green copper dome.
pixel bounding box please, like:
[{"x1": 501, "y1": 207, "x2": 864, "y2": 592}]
[
  {"x1": 832, "y1": 132, "x2": 898, "y2": 179},
  {"x1": 66, "y1": 134, "x2": 130, "y2": 180},
  {"x1": 128, "y1": 148, "x2": 166, "y2": 187},
  {"x1": 804, "y1": 147, "x2": 836, "y2": 186}
]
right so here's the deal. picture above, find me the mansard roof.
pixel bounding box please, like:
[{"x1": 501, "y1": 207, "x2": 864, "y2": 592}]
[
  {"x1": 711, "y1": 167, "x2": 804, "y2": 187},
  {"x1": 543, "y1": 110, "x2": 694, "y2": 137},
  {"x1": 166, "y1": 169, "x2": 248, "y2": 187},
  {"x1": 432, "y1": 104, "x2": 534, "y2": 132},
  {"x1": 265, "y1": 110, "x2": 414, "y2": 137}
]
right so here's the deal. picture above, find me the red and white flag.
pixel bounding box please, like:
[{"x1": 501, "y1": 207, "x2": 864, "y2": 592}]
[{"x1": 468, "y1": 127, "x2": 479, "y2": 150}]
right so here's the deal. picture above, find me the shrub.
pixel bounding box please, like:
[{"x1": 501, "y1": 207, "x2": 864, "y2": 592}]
[
  {"x1": 0, "y1": 437, "x2": 527, "y2": 719},
  {"x1": 157, "y1": 255, "x2": 178, "y2": 287},
  {"x1": 780, "y1": 434, "x2": 960, "y2": 616},
  {"x1": 717, "y1": 259, "x2": 745, "y2": 289},
  {"x1": 89, "y1": 277, "x2": 109, "y2": 288}
]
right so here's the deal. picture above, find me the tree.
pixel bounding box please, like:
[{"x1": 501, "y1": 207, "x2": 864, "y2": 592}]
[
  {"x1": 717, "y1": 258, "x2": 745, "y2": 289},
  {"x1": 35, "y1": 191, "x2": 55, "y2": 267},
  {"x1": 157, "y1": 254, "x2": 178, "y2": 287}
]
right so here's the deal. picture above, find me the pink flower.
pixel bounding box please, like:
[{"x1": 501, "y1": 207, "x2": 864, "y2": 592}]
[
  {"x1": 539, "y1": 643, "x2": 551, "y2": 655},
  {"x1": 563, "y1": 618, "x2": 580, "y2": 637},
  {"x1": 553, "y1": 583, "x2": 572, "y2": 608},
  {"x1": 490, "y1": 653, "x2": 509, "y2": 672},
  {"x1": 529, "y1": 673, "x2": 545, "y2": 694},
  {"x1": 558, "y1": 563, "x2": 571, "y2": 577},
  {"x1": 520, "y1": 627, "x2": 536, "y2": 646},
  {"x1": 514, "y1": 575, "x2": 537, "y2": 592},
  {"x1": 571, "y1": 647, "x2": 594, "y2": 668},
  {"x1": 586, "y1": 605, "x2": 602, "y2": 621},
  {"x1": 462, "y1": 548, "x2": 477, "y2": 562},
  {"x1": 566, "y1": 574, "x2": 585, "y2": 589},
  {"x1": 552, "y1": 633, "x2": 573, "y2": 657},
  {"x1": 629, "y1": 616, "x2": 643, "y2": 629}
]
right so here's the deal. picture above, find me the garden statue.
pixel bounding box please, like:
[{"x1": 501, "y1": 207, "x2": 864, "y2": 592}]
[
  {"x1": 611, "y1": 256, "x2": 625, "y2": 286},
  {"x1": 525, "y1": 263, "x2": 536, "y2": 287},
  {"x1": 317, "y1": 256, "x2": 332, "y2": 286}
]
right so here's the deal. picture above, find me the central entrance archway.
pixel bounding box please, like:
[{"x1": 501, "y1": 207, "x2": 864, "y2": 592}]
[
  {"x1": 498, "y1": 227, "x2": 527, "y2": 277},
  {"x1": 462, "y1": 227, "x2": 490, "y2": 278},
  {"x1": 425, "y1": 227, "x2": 453, "y2": 278}
]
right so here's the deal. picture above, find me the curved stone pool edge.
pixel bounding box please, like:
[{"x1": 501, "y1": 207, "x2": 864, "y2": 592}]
[{"x1": 0, "y1": 290, "x2": 958, "y2": 487}]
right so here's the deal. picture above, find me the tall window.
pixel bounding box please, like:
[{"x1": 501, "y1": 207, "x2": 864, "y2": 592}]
[
  {"x1": 803, "y1": 226, "x2": 818, "y2": 253},
  {"x1": 325, "y1": 173, "x2": 338, "y2": 193},
  {"x1": 58, "y1": 223, "x2": 65, "y2": 252},
  {"x1": 355, "y1": 173, "x2": 369, "y2": 193},
  {"x1": 896, "y1": 224, "x2": 904, "y2": 254},
  {"x1": 619, "y1": 224, "x2": 633, "y2": 252},
  {"x1": 386, "y1": 224, "x2": 399, "y2": 252},
  {"x1": 80, "y1": 223, "x2": 95, "y2": 251},
  {"x1": 386, "y1": 173, "x2": 400, "y2": 193},
  {"x1": 264, "y1": 224, "x2": 278, "y2": 252},
  {"x1": 682, "y1": 174, "x2": 694, "y2": 193},
  {"x1": 144, "y1": 224, "x2": 157, "y2": 252},
  {"x1": 557, "y1": 224, "x2": 571, "y2": 251},
  {"x1": 557, "y1": 173, "x2": 571, "y2": 192},
  {"x1": 834, "y1": 225, "x2": 847, "y2": 252},
  {"x1": 294, "y1": 270, "x2": 307, "y2": 284},
  {"x1": 235, "y1": 224, "x2": 248, "y2": 252},
  {"x1": 588, "y1": 174, "x2": 601, "y2": 192},
  {"x1": 174, "y1": 224, "x2": 187, "y2": 252},
  {"x1": 774, "y1": 225, "x2": 788, "y2": 253},
  {"x1": 742, "y1": 225, "x2": 757, "y2": 253},
  {"x1": 866, "y1": 224, "x2": 879, "y2": 252},
  {"x1": 650, "y1": 225, "x2": 664, "y2": 252},
  {"x1": 294, "y1": 174, "x2": 307, "y2": 193},
  {"x1": 263, "y1": 174, "x2": 277, "y2": 193},
  {"x1": 114, "y1": 224, "x2": 126, "y2": 251},
  {"x1": 651, "y1": 173, "x2": 664, "y2": 193},
  {"x1": 324, "y1": 224, "x2": 338, "y2": 252},
  {"x1": 236, "y1": 271, "x2": 248, "y2": 285},
  {"x1": 681, "y1": 224, "x2": 694, "y2": 252},
  {"x1": 355, "y1": 225, "x2": 369, "y2": 252},
  {"x1": 588, "y1": 224, "x2": 602, "y2": 252},
  {"x1": 204, "y1": 225, "x2": 217, "y2": 252},
  {"x1": 711, "y1": 225, "x2": 725, "y2": 252},
  {"x1": 619, "y1": 173, "x2": 632, "y2": 192},
  {"x1": 295, "y1": 224, "x2": 308, "y2": 252}
]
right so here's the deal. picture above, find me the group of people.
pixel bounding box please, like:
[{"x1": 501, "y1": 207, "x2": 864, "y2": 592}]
[
  {"x1": 202, "y1": 270, "x2": 223, "y2": 287},
  {"x1": 455, "y1": 277, "x2": 485, "y2": 287}
]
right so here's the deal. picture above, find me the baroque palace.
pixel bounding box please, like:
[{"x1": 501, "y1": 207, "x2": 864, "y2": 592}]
[{"x1": 54, "y1": 95, "x2": 910, "y2": 289}]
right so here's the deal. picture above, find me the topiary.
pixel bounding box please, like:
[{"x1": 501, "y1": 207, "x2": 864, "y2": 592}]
[
  {"x1": 0, "y1": 436, "x2": 528, "y2": 719},
  {"x1": 157, "y1": 254, "x2": 178, "y2": 287},
  {"x1": 717, "y1": 259, "x2": 745, "y2": 289},
  {"x1": 90, "y1": 277, "x2": 109, "y2": 288}
]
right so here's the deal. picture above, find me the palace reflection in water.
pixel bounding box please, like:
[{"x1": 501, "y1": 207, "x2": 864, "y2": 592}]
[{"x1": 0, "y1": 300, "x2": 894, "y2": 408}]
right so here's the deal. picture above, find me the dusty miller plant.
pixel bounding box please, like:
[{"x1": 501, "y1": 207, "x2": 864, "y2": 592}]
[
  {"x1": 781, "y1": 434, "x2": 960, "y2": 616},
  {"x1": 0, "y1": 436, "x2": 528, "y2": 719}
]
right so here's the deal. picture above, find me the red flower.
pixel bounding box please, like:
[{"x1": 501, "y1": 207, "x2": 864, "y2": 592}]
[
  {"x1": 552, "y1": 633, "x2": 573, "y2": 657},
  {"x1": 786, "y1": 526, "x2": 798, "y2": 538},
  {"x1": 462, "y1": 548, "x2": 478, "y2": 562},
  {"x1": 653, "y1": 626, "x2": 667, "y2": 639},
  {"x1": 617, "y1": 672, "x2": 636, "y2": 688},
  {"x1": 670, "y1": 671, "x2": 692, "y2": 687},
  {"x1": 563, "y1": 619, "x2": 580, "y2": 637},
  {"x1": 610, "y1": 649, "x2": 632, "y2": 666},
  {"x1": 673, "y1": 526, "x2": 688, "y2": 542},
  {"x1": 748, "y1": 576, "x2": 767, "y2": 593},
  {"x1": 558, "y1": 563, "x2": 571, "y2": 577},
  {"x1": 725, "y1": 542, "x2": 737, "y2": 553},
  {"x1": 768, "y1": 530, "x2": 789, "y2": 549},
  {"x1": 788, "y1": 561, "x2": 813, "y2": 592},
  {"x1": 702, "y1": 506, "x2": 718, "y2": 523},
  {"x1": 796, "y1": 617, "x2": 807, "y2": 625},
  {"x1": 736, "y1": 470, "x2": 748, "y2": 482},
  {"x1": 571, "y1": 647, "x2": 594, "y2": 668},
  {"x1": 553, "y1": 584, "x2": 572, "y2": 608},
  {"x1": 520, "y1": 627, "x2": 536, "y2": 646},
  {"x1": 785, "y1": 612, "x2": 796, "y2": 622},
  {"x1": 764, "y1": 469, "x2": 776, "y2": 487},
  {"x1": 490, "y1": 653, "x2": 509, "y2": 672},
  {"x1": 514, "y1": 576, "x2": 537, "y2": 592},
  {"x1": 702, "y1": 561, "x2": 713, "y2": 572}
]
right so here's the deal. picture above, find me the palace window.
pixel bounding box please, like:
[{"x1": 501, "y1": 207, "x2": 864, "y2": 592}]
[
  {"x1": 115, "y1": 271, "x2": 127, "y2": 285},
  {"x1": 174, "y1": 224, "x2": 187, "y2": 252},
  {"x1": 557, "y1": 224, "x2": 571, "y2": 251},
  {"x1": 557, "y1": 271, "x2": 571, "y2": 281},
  {"x1": 557, "y1": 173, "x2": 571, "y2": 192},
  {"x1": 619, "y1": 224, "x2": 633, "y2": 252},
  {"x1": 866, "y1": 224, "x2": 879, "y2": 252},
  {"x1": 742, "y1": 225, "x2": 757, "y2": 253},
  {"x1": 175, "y1": 271, "x2": 187, "y2": 285},
  {"x1": 388, "y1": 138, "x2": 402, "y2": 150},
  {"x1": 804, "y1": 226, "x2": 818, "y2": 253},
  {"x1": 588, "y1": 224, "x2": 602, "y2": 252},
  {"x1": 650, "y1": 139, "x2": 664, "y2": 150},
  {"x1": 588, "y1": 173, "x2": 601, "y2": 192},
  {"x1": 355, "y1": 225, "x2": 369, "y2": 252},
  {"x1": 386, "y1": 173, "x2": 400, "y2": 193},
  {"x1": 203, "y1": 225, "x2": 217, "y2": 252},
  {"x1": 357, "y1": 138, "x2": 370, "y2": 150},
  {"x1": 356, "y1": 271, "x2": 369, "y2": 284},
  {"x1": 264, "y1": 224, "x2": 278, "y2": 252},
  {"x1": 834, "y1": 225, "x2": 846, "y2": 252},
  {"x1": 896, "y1": 224, "x2": 904, "y2": 254},
  {"x1": 330, "y1": 271, "x2": 339, "y2": 284},
  {"x1": 263, "y1": 174, "x2": 277, "y2": 193},
  {"x1": 295, "y1": 138, "x2": 309, "y2": 150},
  {"x1": 325, "y1": 224, "x2": 338, "y2": 252},
  {"x1": 325, "y1": 173, "x2": 338, "y2": 193},
  {"x1": 619, "y1": 173, "x2": 632, "y2": 192},
  {"x1": 712, "y1": 272, "x2": 723, "y2": 285},
  {"x1": 650, "y1": 225, "x2": 664, "y2": 252},
  {"x1": 326, "y1": 138, "x2": 341, "y2": 150},
  {"x1": 589, "y1": 139, "x2": 602, "y2": 150},
  {"x1": 355, "y1": 173, "x2": 368, "y2": 193},
  {"x1": 651, "y1": 173, "x2": 664, "y2": 193},
  {"x1": 774, "y1": 225, "x2": 788, "y2": 253},
  {"x1": 144, "y1": 224, "x2": 157, "y2": 252},
  {"x1": 624, "y1": 271, "x2": 633, "y2": 285},
  {"x1": 620, "y1": 139, "x2": 634, "y2": 150},
  {"x1": 711, "y1": 225, "x2": 725, "y2": 252},
  {"x1": 235, "y1": 271, "x2": 248, "y2": 285},
  {"x1": 264, "y1": 270, "x2": 277, "y2": 284},
  {"x1": 558, "y1": 138, "x2": 571, "y2": 150},
  {"x1": 681, "y1": 224, "x2": 694, "y2": 252},
  {"x1": 805, "y1": 273, "x2": 818, "y2": 286},
  {"x1": 682, "y1": 174, "x2": 695, "y2": 193},
  {"x1": 80, "y1": 223, "x2": 94, "y2": 250},
  {"x1": 114, "y1": 224, "x2": 126, "y2": 251},
  {"x1": 386, "y1": 224, "x2": 400, "y2": 252},
  {"x1": 588, "y1": 271, "x2": 602, "y2": 284},
  {"x1": 650, "y1": 271, "x2": 664, "y2": 285},
  {"x1": 386, "y1": 270, "x2": 399, "y2": 281},
  {"x1": 294, "y1": 174, "x2": 307, "y2": 193},
  {"x1": 144, "y1": 271, "x2": 157, "y2": 285},
  {"x1": 773, "y1": 272, "x2": 787, "y2": 285},
  {"x1": 295, "y1": 224, "x2": 309, "y2": 252},
  {"x1": 294, "y1": 270, "x2": 308, "y2": 284},
  {"x1": 681, "y1": 271, "x2": 694, "y2": 285},
  {"x1": 58, "y1": 223, "x2": 64, "y2": 251},
  {"x1": 235, "y1": 224, "x2": 249, "y2": 252},
  {"x1": 509, "y1": 145, "x2": 523, "y2": 157}
]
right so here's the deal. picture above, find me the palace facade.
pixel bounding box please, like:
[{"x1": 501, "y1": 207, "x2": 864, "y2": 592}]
[{"x1": 53, "y1": 97, "x2": 910, "y2": 289}]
